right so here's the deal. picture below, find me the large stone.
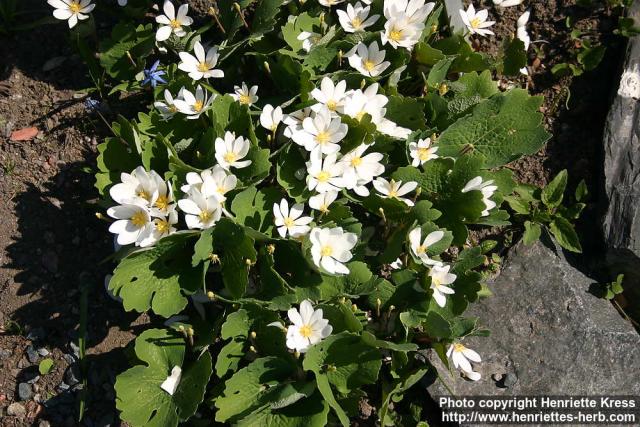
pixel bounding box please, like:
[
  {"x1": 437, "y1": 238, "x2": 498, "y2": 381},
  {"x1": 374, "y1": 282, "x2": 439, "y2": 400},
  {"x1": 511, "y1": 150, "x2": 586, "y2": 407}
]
[
  {"x1": 602, "y1": 0, "x2": 640, "y2": 316},
  {"x1": 427, "y1": 241, "x2": 640, "y2": 396}
]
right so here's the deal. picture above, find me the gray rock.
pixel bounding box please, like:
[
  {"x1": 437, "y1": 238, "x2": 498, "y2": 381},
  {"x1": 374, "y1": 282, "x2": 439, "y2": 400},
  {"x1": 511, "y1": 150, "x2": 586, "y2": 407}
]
[
  {"x1": 0, "y1": 349, "x2": 11, "y2": 359},
  {"x1": 444, "y1": 0, "x2": 466, "y2": 34},
  {"x1": 7, "y1": 402, "x2": 26, "y2": 417},
  {"x1": 37, "y1": 348, "x2": 50, "y2": 357},
  {"x1": 18, "y1": 382, "x2": 33, "y2": 401},
  {"x1": 64, "y1": 364, "x2": 80, "y2": 386},
  {"x1": 602, "y1": 0, "x2": 640, "y2": 317},
  {"x1": 26, "y1": 345, "x2": 39, "y2": 363},
  {"x1": 428, "y1": 241, "x2": 640, "y2": 397}
]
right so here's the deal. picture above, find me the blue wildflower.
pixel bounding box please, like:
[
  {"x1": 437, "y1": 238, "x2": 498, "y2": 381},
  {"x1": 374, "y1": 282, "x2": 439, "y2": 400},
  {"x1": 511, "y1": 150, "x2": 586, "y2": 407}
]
[{"x1": 142, "y1": 60, "x2": 167, "y2": 88}]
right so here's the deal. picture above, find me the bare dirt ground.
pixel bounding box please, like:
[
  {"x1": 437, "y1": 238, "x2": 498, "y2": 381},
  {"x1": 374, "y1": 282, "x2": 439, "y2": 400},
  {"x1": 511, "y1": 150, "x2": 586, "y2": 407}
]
[{"x1": 0, "y1": 0, "x2": 629, "y2": 426}]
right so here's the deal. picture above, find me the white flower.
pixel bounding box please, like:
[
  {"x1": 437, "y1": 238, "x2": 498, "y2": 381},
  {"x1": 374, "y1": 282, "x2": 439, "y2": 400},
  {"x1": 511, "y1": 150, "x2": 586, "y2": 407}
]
[
  {"x1": 447, "y1": 343, "x2": 482, "y2": 381},
  {"x1": 293, "y1": 107, "x2": 348, "y2": 155},
  {"x1": 173, "y1": 85, "x2": 215, "y2": 119},
  {"x1": 429, "y1": 264, "x2": 456, "y2": 307},
  {"x1": 47, "y1": 0, "x2": 95, "y2": 29},
  {"x1": 390, "y1": 257, "x2": 403, "y2": 269},
  {"x1": 309, "y1": 191, "x2": 339, "y2": 213},
  {"x1": 462, "y1": 176, "x2": 498, "y2": 217},
  {"x1": 378, "y1": 119, "x2": 412, "y2": 140},
  {"x1": 373, "y1": 178, "x2": 417, "y2": 206},
  {"x1": 311, "y1": 78, "x2": 348, "y2": 114},
  {"x1": 109, "y1": 166, "x2": 167, "y2": 208},
  {"x1": 155, "y1": 0, "x2": 193, "y2": 42},
  {"x1": 178, "y1": 41, "x2": 224, "y2": 81},
  {"x1": 516, "y1": 11, "x2": 531, "y2": 75},
  {"x1": 618, "y1": 65, "x2": 640, "y2": 99},
  {"x1": 343, "y1": 83, "x2": 388, "y2": 123},
  {"x1": 154, "y1": 89, "x2": 183, "y2": 120},
  {"x1": 338, "y1": 144, "x2": 385, "y2": 196},
  {"x1": 306, "y1": 150, "x2": 346, "y2": 193},
  {"x1": 181, "y1": 165, "x2": 237, "y2": 201},
  {"x1": 231, "y1": 82, "x2": 259, "y2": 106},
  {"x1": 493, "y1": 0, "x2": 523, "y2": 7},
  {"x1": 107, "y1": 204, "x2": 152, "y2": 246},
  {"x1": 337, "y1": 2, "x2": 379, "y2": 33},
  {"x1": 346, "y1": 41, "x2": 391, "y2": 77},
  {"x1": 297, "y1": 31, "x2": 321, "y2": 52},
  {"x1": 459, "y1": 4, "x2": 495, "y2": 37},
  {"x1": 118, "y1": 0, "x2": 127, "y2": 5},
  {"x1": 138, "y1": 206, "x2": 179, "y2": 247},
  {"x1": 409, "y1": 138, "x2": 439, "y2": 167},
  {"x1": 383, "y1": 0, "x2": 436, "y2": 24},
  {"x1": 283, "y1": 108, "x2": 314, "y2": 138},
  {"x1": 260, "y1": 104, "x2": 283, "y2": 133},
  {"x1": 273, "y1": 199, "x2": 313, "y2": 238},
  {"x1": 318, "y1": 0, "x2": 345, "y2": 7},
  {"x1": 286, "y1": 300, "x2": 332, "y2": 353},
  {"x1": 310, "y1": 227, "x2": 358, "y2": 275},
  {"x1": 178, "y1": 189, "x2": 223, "y2": 230},
  {"x1": 409, "y1": 227, "x2": 444, "y2": 265},
  {"x1": 160, "y1": 366, "x2": 182, "y2": 395},
  {"x1": 214, "y1": 132, "x2": 252, "y2": 170},
  {"x1": 381, "y1": 18, "x2": 423, "y2": 50}
]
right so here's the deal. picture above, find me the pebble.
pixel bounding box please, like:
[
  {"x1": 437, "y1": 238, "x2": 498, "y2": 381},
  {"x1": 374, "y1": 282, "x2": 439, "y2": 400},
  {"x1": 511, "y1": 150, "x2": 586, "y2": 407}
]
[
  {"x1": 37, "y1": 348, "x2": 50, "y2": 357},
  {"x1": 27, "y1": 375, "x2": 40, "y2": 385},
  {"x1": 26, "y1": 346, "x2": 39, "y2": 363},
  {"x1": 18, "y1": 382, "x2": 33, "y2": 401},
  {"x1": 7, "y1": 402, "x2": 26, "y2": 417},
  {"x1": 62, "y1": 353, "x2": 76, "y2": 364},
  {"x1": 502, "y1": 372, "x2": 518, "y2": 388},
  {"x1": 69, "y1": 342, "x2": 80, "y2": 358},
  {"x1": 64, "y1": 364, "x2": 80, "y2": 386},
  {"x1": 39, "y1": 420, "x2": 51, "y2": 427},
  {"x1": 0, "y1": 349, "x2": 11, "y2": 359}
]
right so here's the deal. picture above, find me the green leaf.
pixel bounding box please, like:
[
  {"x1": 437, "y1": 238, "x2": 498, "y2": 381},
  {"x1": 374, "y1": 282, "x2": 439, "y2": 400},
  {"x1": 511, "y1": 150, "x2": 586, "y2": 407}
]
[
  {"x1": 115, "y1": 329, "x2": 212, "y2": 427},
  {"x1": 542, "y1": 169, "x2": 568, "y2": 208},
  {"x1": 379, "y1": 368, "x2": 429, "y2": 424},
  {"x1": 109, "y1": 233, "x2": 203, "y2": 318},
  {"x1": 578, "y1": 45, "x2": 606, "y2": 71},
  {"x1": 216, "y1": 310, "x2": 251, "y2": 378},
  {"x1": 575, "y1": 179, "x2": 588, "y2": 202},
  {"x1": 523, "y1": 221, "x2": 542, "y2": 245},
  {"x1": 251, "y1": 0, "x2": 286, "y2": 36},
  {"x1": 214, "y1": 357, "x2": 295, "y2": 423},
  {"x1": 236, "y1": 391, "x2": 329, "y2": 427},
  {"x1": 231, "y1": 186, "x2": 281, "y2": 234},
  {"x1": 427, "y1": 57, "x2": 454, "y2": 86},
  {"x1": 385, "y1": 96, "x2": 426, "y2": 131},
  {"x1": 502, "y1": 38, "x2": 527, "y2": 76},
  {"x1": 437, "y1": 89, "x2": 551, "y2": 167},
  {"x1": 282, "y1": 13, "x2": 320, "y2": 52},
  {"x1": 39, "y1": 359, "x2": 55, "y2": 375},
  {"x1": 99, "y1": 22, "x2": 155, "y2": 80},
  {"x1": 549, "y1": 217, "x2": 582, "y2": 253}
]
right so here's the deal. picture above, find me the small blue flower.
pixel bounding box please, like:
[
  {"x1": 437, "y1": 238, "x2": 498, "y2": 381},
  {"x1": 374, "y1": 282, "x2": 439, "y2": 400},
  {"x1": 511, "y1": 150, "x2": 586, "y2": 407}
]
[{"x1": 142, "y1": 60, "x2": 167, "y2": 88}]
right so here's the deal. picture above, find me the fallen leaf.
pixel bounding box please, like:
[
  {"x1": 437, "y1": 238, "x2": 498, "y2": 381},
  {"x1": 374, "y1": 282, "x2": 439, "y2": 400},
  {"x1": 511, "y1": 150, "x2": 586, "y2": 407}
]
[{"x1": 10, "y1": 127, "x2": 39, "y2": 141}]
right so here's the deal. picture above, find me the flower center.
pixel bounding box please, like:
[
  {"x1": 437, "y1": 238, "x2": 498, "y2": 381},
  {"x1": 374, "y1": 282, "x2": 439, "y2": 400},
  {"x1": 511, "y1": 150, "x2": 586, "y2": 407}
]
[
  {"x1": 155, "y1": 218, "x2": 170, "y2": 234},
  {"x1": 363, "y1": 60, "x2": 376, "y2": 72},
  {"x1": 389, "y1": 29, "x2": 403, "y2": 42},
  {"x1": 130, "y1": 211, "x2": 148, "y2": 228},
  {"x1": 418, "y1": 147, "x2": 432, "y2": 161},
  {"x1": 315, "y1": 131, "x2": 331, "y2": 145},
  {"x1": 224, "y1": 152, "x2": 237, "y2": 163},
  {"x1": 193, "y1": 100, "x2": 204, "y2": 112},
  {"x1": 326, "y1": 100, "x2": 337, "y2": 111},
  {"x1": 299, "y1": 324, "x2": 313, "y2": 338},
  {"x1": 137, "y1": 190, "x2": 151, "y2": 201},
  {"x1": 454, "y1": 343, "x2": 466, "y2": 352},
  {"x1": 417, "y1": 245, "x2": 427, "y2": 254},
  {"x1": 470, "y1": 17, "x2": 481, "y2": 29},
  {"x1": 355, "y1": 110, "x2": 366, "y2": 121},
  {"x1": 199, "y1": 210, "x2": 212, "y2": 223},
  {"x1": 239, "y1": 94, "x2": 251, "y2": 105},
  {"x1": 321, "y1": 245, "x2": 333, "y2": 257},
  {"x1": 432, "y1": 277, "x2": 442, "y2": 287},
  {"x1": 316, "y1": 171, "x2": 331, "y2": 183},
  {"x1": 170, "y1": 19, "x2": 181, "y2": 29},
  {"x1": 284, "y1": 217, "x2": 295, "y2": 228},
  {"x1": 351, "y1": 17, "x2": 362, "y2": 29},
  {"x1": 217, "y1": 186, "x2": 227, "y2": 195},
  {"x1": 350, "y1": 157, "x2": 362, "y2": 167},
  {"x1": 320, "y1": 204, "x2": 329, "y2": 213},
  {"x1": 69, "y1": 2, "x2": 82, "y2": 13},
  {"x1": 155, "y1": 195, "x2": 169, "y2": 210},
  {"x1": 197, "y1": 62, "x2": 210, "y2": 73},
  {"x1": 169, "y1": 105, "x2": 178, "y2": 113}
]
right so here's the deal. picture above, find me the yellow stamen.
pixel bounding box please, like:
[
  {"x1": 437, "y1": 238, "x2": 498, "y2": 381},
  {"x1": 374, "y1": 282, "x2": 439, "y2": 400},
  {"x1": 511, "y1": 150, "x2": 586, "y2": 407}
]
[
  {"x1": 155, "y1": 195, "x2": 169, "y2": 211},
  {"x1": 389, "y1": 29, "x2": 403, "y2": 42},
  {"x1": 224, "y1": 152, "x2": 237, "y2": 163},
  {"x1": 355, "y1": 111, "x2": 366, "y2": 121},
  {"x1": 197, "y1": 62, "x2": 210, "y2": 73},
  {"x1": 69, "y1": 2, "x2": 81, "y2": 13},
  {"x1": 470, "y1": 17, "x2": 481, "y2": 29},
  {"x1": 170, "y1": 19, "x2": 181, "y2": 29},
  {"x1": 418, "y1": 147, "x2": 433, "y2": 161},
  {"x1": 284, "y1": 217, "x2": 295, "y2": 228},
  {"x1": 299, "y1": 325, "x2": 313, "y2": 338},
  {"x1": 326, "y1": 100, "x2": 337, "y2": 111},
  {"x1": 154, "y1": 218, "x2": 170, "y2": 234},
  {"x1": 350, "y1": 157, "x2": 362, "y2": 167},
  {"x1": 199, "y1": 211, "x2": 212, "y2": 223},
  {"x1": 137, "y1": 190, "x2": 151, "y2": 201},
  {"x1": 316, "y1": 171, "x2": 330, "y2": 183},
  {"x1": 239, "y1": 94, "x2": 251, "y2": 105},
  {"x1": 193, "y1": 100, "x2": 204, "y2": 112},
  {"x1": 363, "y1": 60, "x2": 376, "y2": 72},
  {"x1": 130, "y1": 211, "x2": 148, "y2": 228},
  {"x1": 417, "y1": 245, "x2": 427, "y2": 254},
  {"x1": 315, "y1": 131, "x2": 331, "y2": 145},
  {"x1": 351, "y1": 17, "x2": 362, "y2": 29},
  {"x1": 321, "y1": 245, "x2": 333, "y2": 257},
  {"x1": 454, "y1": 343, "x2": 466, "y2": 352}
]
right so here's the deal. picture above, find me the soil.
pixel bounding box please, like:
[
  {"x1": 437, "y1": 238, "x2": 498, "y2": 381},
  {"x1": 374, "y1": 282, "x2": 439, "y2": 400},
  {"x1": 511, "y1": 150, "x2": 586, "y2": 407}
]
[{"x1": 0, "y1": 0, "x2": 630, "y2": 426}]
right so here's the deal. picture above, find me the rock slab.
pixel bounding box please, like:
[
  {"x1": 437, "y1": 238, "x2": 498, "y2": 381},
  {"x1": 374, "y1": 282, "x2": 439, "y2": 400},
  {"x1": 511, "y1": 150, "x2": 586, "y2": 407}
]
[
  {"x1": 602, "y1": 0, "x2": 640, "y2": 316},
  {"x1": 428, "y1": 241, "x2": 640, "y2": 396}
]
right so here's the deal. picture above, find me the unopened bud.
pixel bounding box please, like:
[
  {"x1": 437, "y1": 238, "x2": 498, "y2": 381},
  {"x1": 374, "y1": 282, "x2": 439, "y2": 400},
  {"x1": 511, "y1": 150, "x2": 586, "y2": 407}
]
[
  {"x1": 438, "y1": 83, "x2": 449, "y2": 96},
  {"x1": 187, "y1": 327, "x2": 194, "y2": 336},
  {"x1": 250, "y1": 331, "x2": 257, "y2": 339},
  {"x1": 207, "y1": 291, "x2": 215, "y2": 300},
  {"x1": 249, "y1": 345, "x2": 256, "y2": 353},
  {"x1": 267, "y1": 244, "x2": 275, "y2": 255},
  {"x1": 351, "y1": 304, "x2": 358, "y2": 312},
  {"x1": 263, "y1": 61, "x2": 271, "y2": 74},
  {"x1": 431, "y1": 23, "x2": 438, "y2": 33}
]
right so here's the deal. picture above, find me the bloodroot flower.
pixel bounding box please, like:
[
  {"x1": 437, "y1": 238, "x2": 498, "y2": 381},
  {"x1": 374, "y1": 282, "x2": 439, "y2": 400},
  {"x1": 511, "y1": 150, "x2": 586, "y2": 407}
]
[
  {"x1": 447, "y1": 342, "x2": 482, "y2": 381},
  {"x1": 286, "y1": 300, "x2": 332, "y2": 353},
  {"x1": 48, "y1": 0, "x2": 95, "y2": 29}
]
